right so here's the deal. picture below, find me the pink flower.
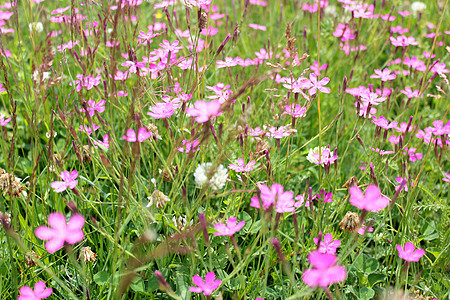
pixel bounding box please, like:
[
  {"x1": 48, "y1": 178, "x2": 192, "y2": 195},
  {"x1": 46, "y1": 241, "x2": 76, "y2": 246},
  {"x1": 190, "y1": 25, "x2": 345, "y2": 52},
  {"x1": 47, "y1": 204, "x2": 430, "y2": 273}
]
[
  {"x1": 429, "y1": 120, "x2": 450, "y2": 136},
  {"x1": 370, "y1": 68, "x2": 396, "y2": 81},
  {"x1": 0, "y1": 115, "x2": 11, "y2": 127},
  {"x1": 50, "y1": 170, "x2": 78, "y2": 193},
  {"x1": 317, "y1": 190, "x2": 333, "y2": 203},
  {"x1": 396, "y1": 242, "x2": 425, "y2": 262},
  {"x1": 248, "y1": 23, "x2": 267, "y2": 31},
  {"x1": 349, "y1": 185, "x2": 389, "y2": 212},
  {"x1": 302, "y1": 251, "x2": 346, "y2": 287},
  {"x1": 250, "y1": 183, "x2": 295, "y2": 213},
  {"x1": 94, "y1": 135, "x2": 110, "y2": 150},
  {"x1": 283, "y1": 76, "x2": 311, "y2": 93},
  {"x1": 400, "y1": 87, "x2": 421, "y2": 98},
  {"x1": 200, "y1": 26, "x2": 219, "y2": 36},
  {"x1": 229, "y1": 158, "x2": 256, "y2": 173},
  {"x1": 214, "y1": 217, "x2": 245, "y2": 236},
  {"x1": 187, "y1": 100, "x2": 222, "y2": 123},
  {"x1": 0, "y1": 83, "x2": 5, "y2": 93},
  {"x1": 283, "y1": 104, "x2": 307, "y2": 118},
  {"x1": 313, "y1": 233, "x2": 341, "y2": 254},
  {"x1": 35, "y1": 212, "x2": 85, "y2": 253},
  {"x1": 357, "y1": 221, "x2": 374, "y2": 235},
  {"x1": 18, "y1": 281, "x2": 52, "y2": 300},
  {"x1": 308, "y1": 73, "x2": 330, "y2": 95},
  {"x1": 147, "y1": 102, "x2": 176, "y2": 119},
  {"x1": 122, "y1": 128, "x2": 152, "y2": 142},
  {"x1": 177, "y1": 139, "x2": 200, "y2": 153},
  {"x1": 310, "y1": 61, "x2": 328, "y2": 76},
  {"x1": 80, "y1": 99, "x2": 106, "y2": 117},
  {"x1": 78, "y1": 124, "x2": 100, "y2": 135},
  {"x1": 189, "y1": 272, "x2": 221, "y2": 296},
  {"x1": 443, "y1": 173, "x2": 450, "y2": 182},
  {"x1": 121, "y1": 60, "x2": 146, "y2": 73},
  {"x1": 247, "y1": 126, "x2": 265, "y2": 136}
]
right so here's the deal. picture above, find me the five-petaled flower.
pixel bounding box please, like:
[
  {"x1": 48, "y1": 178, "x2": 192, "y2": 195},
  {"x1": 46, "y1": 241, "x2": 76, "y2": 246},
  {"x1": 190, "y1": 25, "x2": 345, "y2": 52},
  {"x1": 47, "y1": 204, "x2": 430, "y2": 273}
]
[
  {"x1": 18, "y1": 281, "x2": 52, "y2": 300},
  {"x1": 396, "y1": 242, "x2": 425, "y2": 262},
  {"x1": 51, "y1": 170, "x2": 78, "y2": 193},
  {"x1": 349, "y1": 184, "x2": 389, "y2": 212},
  {"x1": 187, "y1": 100, "x2": 222, "y2": 123},
  {"x1": 214, "y1": 217, "x2": 245, "y2": 236},
  {"x1": 35, "y1": 212, "x2": 85, "y2": 253},
  {"x1": 302, "y1": 251, "x2": 346, "y2": 287},
  {"x1": 250, "y1": 183, "x2": 295, "y2": 213},
  {"x1": 229, "y1": 158, "x2": 256, "y2": 173},
  {"x1": 189, "y1": 271, "x2": 222, "y2": 296},
  {"x1": 313, "y1": 233, "x2": 341, "y2": 254}
]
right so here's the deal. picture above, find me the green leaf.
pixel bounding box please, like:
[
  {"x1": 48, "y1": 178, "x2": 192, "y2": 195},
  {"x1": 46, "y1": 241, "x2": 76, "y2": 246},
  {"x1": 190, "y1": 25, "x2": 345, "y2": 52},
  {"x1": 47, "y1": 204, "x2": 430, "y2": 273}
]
[
  {"x1": 130, "y1": 278, "x2": 145, "y2": 293},
  {"x1": 249, "y1": 219, "x2": 262, "y2": 234},
  {"x1": 426, "y1": 247, "x2": 441, "y2": 259},
  {"x1": 94, "y1": 271, "x2": 109, "y2": 286},
  {"x1": 359, "y1": 287, "x2": 375, "y2": 299},
  {"x1": 354, "y1": 254, "x2": 379, "y2": 274},
  {"x1": 368, "y1": 273, "x2": 386, "y2": 287},
  {"x1": 237, "y1": 211, "x2": 252, "y2": 232}
]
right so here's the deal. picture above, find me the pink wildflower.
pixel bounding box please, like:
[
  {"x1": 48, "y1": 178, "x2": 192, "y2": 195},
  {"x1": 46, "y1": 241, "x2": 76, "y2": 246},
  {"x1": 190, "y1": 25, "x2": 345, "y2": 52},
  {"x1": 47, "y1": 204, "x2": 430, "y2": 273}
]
[
  {"x1": 147, "y1": 102, "x2": 176, "y2": 119},
  {"x1": 400, "y1": 87, "x2": 421, "y2": 98},
  {"x1": 214, "y1": 217, "x2": 245, "y2": 236},
  {"x1": 121, "y1": 61, "x2": 146, "y2": 74},
  {"x1": 250, "y1": 183, "x2": 294, "y2": 212},
  {"x1": 308, "y1": 73, "x2": 330, "y2": 95},
  {"x1": 78, "y1": 124, "x2": 100, "y2": 135},
  {"x1": 443, "y1": 173, "x2": 450, "y2": 182},
  {"x1": 310, "y1": 61, "x2": 328, "y2": 76},
  {"x1": 302, "y1": 251, "x2": 346, "y2": 287},
  {"x1": 177, "y1": 139, "x2": 200, "y2": 153},
  {"x1": 187, "y1": 100, "x2": 222, "y2": 123},
  {"x1": 349, "y1": 184, "x2": 389, "y2": 212},
  {"x1": 0, "y1": 115, "x2": 11, "y2": 127},
  {"x1": 248, "y1": 23, "x2": 267, "y2": 31},
  {"x1": 357, "y1": 221, "x2": 374, "y2": 235},
  {"x1": 50, "y1": 170, "x2": 78, "y2": 193},
  {"x1": 35, "y1": 212, "x2": 85, "y2": 253},
  {"x1": 122, "y1": 128, "x2": 152, "y2": 143},
  {"x1": 370, "y1": 68, "x2": 396, "y2": 81},
  {"x1": 18, "y1": 281, "x2": 52, "y2": 300},
  {"x1": 247, "y1": 126, "x2": 265, "y2": 136},
  {"x1": 396, "y1": 242, "x2": 425, "y2": 262},
  {"x1": 283, "y1": 104, "x2": 307, "y2": 118},
  {"x1": 313, "y1": 233, "x2": 341, "y2": 254},
  {"x1": 317, "y1": 190, "x2": 333, "y2": 203},
  {"x1": 80, "y1": 99, "x2": 106, "y2": 117},
  {"x1": 229, "y1": 159, "x2": 256, "y2": 173},
  {"x1": 189, "y1": 272, "x2": 221, "y2": 296}
]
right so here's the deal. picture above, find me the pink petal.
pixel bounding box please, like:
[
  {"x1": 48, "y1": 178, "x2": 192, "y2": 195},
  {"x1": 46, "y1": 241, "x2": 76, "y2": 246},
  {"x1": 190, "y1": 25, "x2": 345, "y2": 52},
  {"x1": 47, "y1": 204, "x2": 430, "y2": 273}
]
[
  {"x1": 192, "y1": 274, "x2": 204, "y2": 287},
  {"x1": 189, "y1": 286, "x2": 203, "y2": 293},
  {"x1": 65, "y1": 230, "x2": 84, "y2": 244},
  {"x1": 35, "y1": 226, "x2": 54, "y2": 240},
  {"x1": 324, "y1": 265, "x2": 346, "y2": 285},
  {"x1": 48, "y1": 212, "x2": 67, "y2": 231},
  {"x1": 302, "y1": 269, "x2": 322, "y2": 287},
  {"x1": 18, "y1": 286, "x2": 34, "y2": 297},
  {"x1": 308, "y1": 251, "x2": 336, "y2": 269},
  {"x1": 204, "y1": 272, "x2": 216, "y2": 284},
  {"x1": 45, "y1": 237, "x2": 65, "y2": 253},
  {"x1": 50, "y1": 181, "x2": 68, "y2": 193},
  {"x1": 67, "y1": 215, "x2": 85, "y2": 231}
]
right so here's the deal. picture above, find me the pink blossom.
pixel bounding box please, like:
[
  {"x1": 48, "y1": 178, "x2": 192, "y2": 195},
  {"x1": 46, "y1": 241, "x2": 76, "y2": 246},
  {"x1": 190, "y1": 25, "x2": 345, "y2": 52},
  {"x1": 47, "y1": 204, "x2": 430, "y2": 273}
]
[
  {"x1": 248, "y1": 23, "x2": 267, "y2": 31},
  {"x1": 403, "y1": 147, "x2": 423, "y2": 162},
  {"x1": 310, "y1": 61, "x2": 328, "y2": 76},
  {"x1": 122, "y1": 128, "x2": 152, "y2": 143},
  {"x1": 308, "y1": 73, "x2": 330, "y2": 95},
  {"x1": 216, "y1": 57, "x2": 238, "y2": 68},
  {"x1": 229, "y1": 159, "x2": 256, "y2": 173},
  {"x1": 443, "y1": 173, "x2": 450, "y2": 183},
  {"x1": 200, "y1": 26, "x2": 219, "y2": 36},
  {"x1": 395, "y1": 177, "x2": 413, "y2": 192},
  {"x1": 370, "y1": 68, "x2": 396, "y2": 81},
  {"x1": 387, "y1": 135, "x2": 403, "y2": 144},
  {"x1": 302, "y1": 251, "x2": 346, "y2": 287},
  {"x1": 80, "y1": 99, "x2": 106, "y2": 117},
  {"x1": 403, "y1": 56, "x2": 426, "y2": 71},
  {"x1": 56, "y1": 40, "x2": 80, "y2": 52},
  {"x1": 189, "y1": 272, "x2": 221, "y2": 296},
  {"x1": 186, "y1": 100, "x2": 222, "y2": 123},
  {"x1": 214, "y1": 217, "x2": 245, "y2": 236},
  {"x1": 398, "y1": 11, "x2": 411, "y2": 17},
  {"x1": 371, "y1": 148, "x2": 395, "y2": 156},
  {"x1": 396, "y1": 242, "x2": 425, "y2": 262},
  {"x1": 317, "y1": 190, "x2": 333, "y2": 203},
  {"x1": 177, "y1": 139, "x2": 200, "y2": 153},
  {"x1": 247, "y1": 126, "x2": 265, "y2": 137},
  {"x1": 355, "y1": 100, "x2": 377, "y2": 118},
  {"x1": 283, "y1": 76, "x2": 311, "y2": 93},
  {"x1": 429, "y1": 120, "x2": 450, "y2": 136},
  {"x1": 431, "y1": 62, "x2": 450, "y2": 74},
  {"x1": 349, "y1": 184, "x2": 389, "y2": 212},
  {"x1": 390, "y1": 25, "x2": 408, "y2": 34},
  {"x1": 50, "y1": 170, "x2": 78, "y2": 193},
  {"x1": 313, "y1": 233, "x2": 341, "y2": 254},
  {"x1": 35, "y1": 212, "x2": 85, "y2": 253},
  {"x1": 159, "y1": 40, "x2": 183, "y2": 54},
  {"x1": 51, "y1": 6, "x2": 70, "y2": 15},
  {"x1": 147, "y1": 102, "x2": 176, "y2": 119},
  {"x1": 78, "y1": 124, "x2": 100, "y2": 135},
  {"x1": 267, "y1": 125, "x2": 296, "y2": 139},
  {"x1": 371, "y1": 116, "x2": 397, "y2": 130},
  {"x1": 333, "y1": 23, "x2": 355, "y2": 41},
  {"x1": 283, "y1": 104, "x2": 307, "y2": 118},
  {"x1": 18, "y1": 281, "x2": 52, "y2": 300},
  {"x1": 390, "y1": 35, "x2": 419, "y2": 47},
  {"x1": 0, "y1": 115, "x2": 11, "y2": 127},
  {"x1": 93, "y1": 135, "x2": 110, "y2": 150},
  {"x1": 395, "y1": 122, "x2": 412, "y2": 133},
  {"x1": 249, "y1": 0, "x2": 266, "y2": 6},
  {"x1": 361, "y1": 92, "x2": 386, "y2": 106},
  {"x1": 357, "y1": 221, "x2": 374, "y2": 235},
  {"x1": 121, "y1": 61, "x2": 146, "y2": 73},
  {"x1": 400, "y1": 87, "x2": 421, "y2": 98},
  {"x1": 250, "y1": 183, "x2": 294, "y2": 212}
]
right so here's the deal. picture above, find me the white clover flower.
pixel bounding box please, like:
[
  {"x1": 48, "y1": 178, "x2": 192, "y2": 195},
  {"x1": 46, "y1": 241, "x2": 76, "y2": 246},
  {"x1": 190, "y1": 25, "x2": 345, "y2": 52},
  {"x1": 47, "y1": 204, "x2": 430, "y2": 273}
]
[
  {"x1": 45, "y1": 131, "x2": 57, "y2": 139},
  {"x1": 193, "y1": 162, "x2": 228, "y2": 191},
  {"x1": 29, "y1": 22, "x2": 43, "y2": 33},
  {"x1": 411, "y1": 1, "x2": 426, "y2": 12}
]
